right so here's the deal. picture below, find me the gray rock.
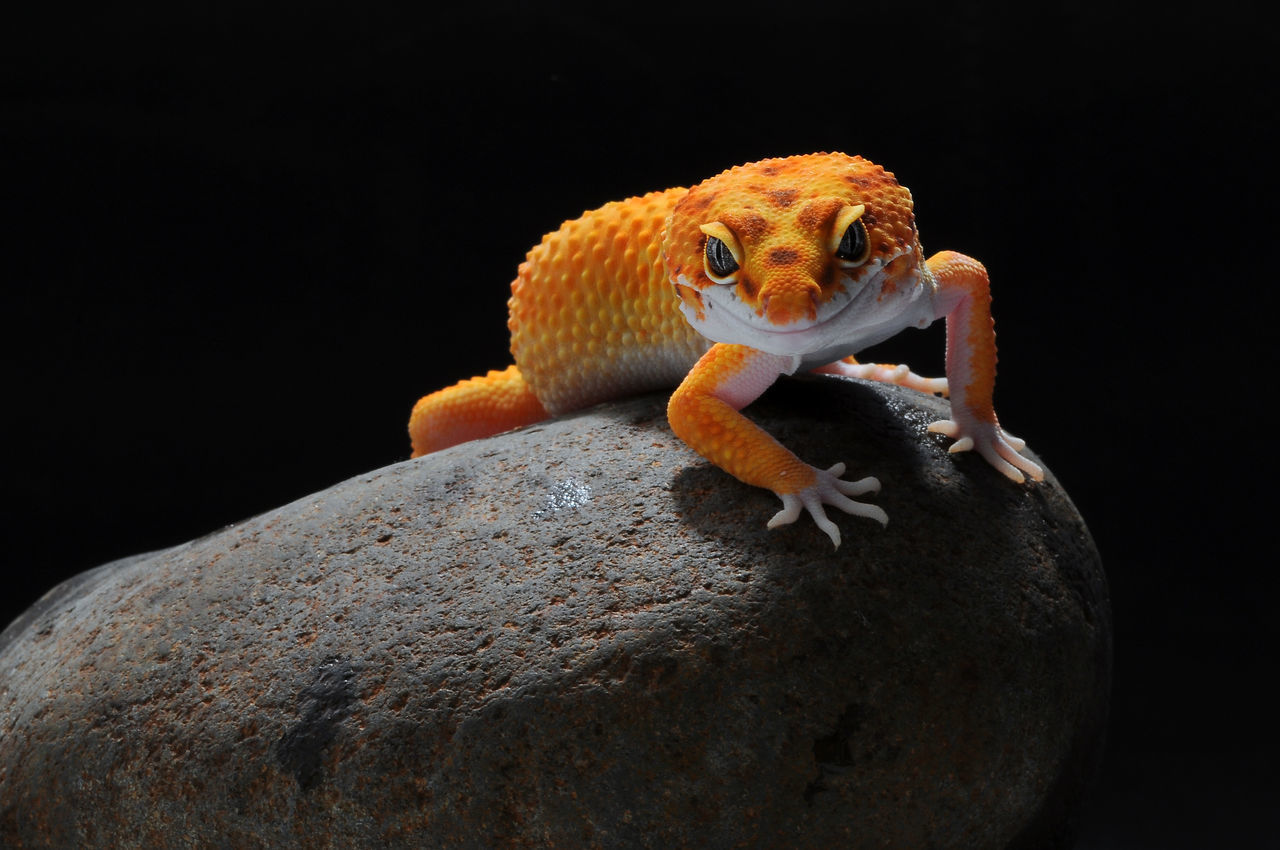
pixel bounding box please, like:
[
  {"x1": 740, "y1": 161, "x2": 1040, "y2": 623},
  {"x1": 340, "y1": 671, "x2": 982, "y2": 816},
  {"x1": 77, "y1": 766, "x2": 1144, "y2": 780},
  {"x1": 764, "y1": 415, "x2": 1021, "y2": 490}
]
[{"x1": 0, "y1": 377, "x2": 1110, "y2": 849}]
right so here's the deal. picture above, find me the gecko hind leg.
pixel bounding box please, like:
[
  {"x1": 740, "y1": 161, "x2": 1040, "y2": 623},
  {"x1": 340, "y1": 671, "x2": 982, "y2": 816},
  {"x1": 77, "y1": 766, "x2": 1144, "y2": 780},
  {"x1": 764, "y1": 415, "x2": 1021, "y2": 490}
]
[
  {"x1": 409, "y1": 364, "x2": 548, "y2": 457},
  {"x1": 815, "y1": 356, "x2": 949, "y2": 396}
]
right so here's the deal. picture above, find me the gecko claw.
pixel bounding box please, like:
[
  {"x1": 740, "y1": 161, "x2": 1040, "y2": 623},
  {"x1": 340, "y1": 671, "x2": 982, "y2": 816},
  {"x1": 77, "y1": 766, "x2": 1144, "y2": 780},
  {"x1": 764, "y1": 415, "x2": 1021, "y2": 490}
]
[
  {"x1": 767, "y1": 500, "x2": 804, "y2": 530},
  {"x1": 767, "y1": 463, "x2": 888, "y2": 548}
]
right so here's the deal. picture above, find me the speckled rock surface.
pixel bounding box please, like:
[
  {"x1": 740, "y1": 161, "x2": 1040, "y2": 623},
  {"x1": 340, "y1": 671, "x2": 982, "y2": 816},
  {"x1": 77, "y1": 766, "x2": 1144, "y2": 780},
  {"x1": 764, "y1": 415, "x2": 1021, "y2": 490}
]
[{"x1": 0, "y1": 377, "x2": 1110, "y2": 849}]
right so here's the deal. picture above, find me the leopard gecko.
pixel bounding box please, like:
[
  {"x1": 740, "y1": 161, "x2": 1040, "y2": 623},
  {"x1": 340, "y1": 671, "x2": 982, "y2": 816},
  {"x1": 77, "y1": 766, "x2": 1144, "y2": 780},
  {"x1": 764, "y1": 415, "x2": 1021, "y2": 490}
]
[{"x1": 408, "y1": 152, "x2": 1042, "y2": 547}]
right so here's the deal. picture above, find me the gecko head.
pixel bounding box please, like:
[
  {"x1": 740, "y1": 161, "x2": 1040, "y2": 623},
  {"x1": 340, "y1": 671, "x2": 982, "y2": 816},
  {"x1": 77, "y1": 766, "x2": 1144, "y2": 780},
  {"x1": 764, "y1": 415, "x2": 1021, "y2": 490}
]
[{"x1": 662, "y1": 153, "x2": 927, "y2": 357}]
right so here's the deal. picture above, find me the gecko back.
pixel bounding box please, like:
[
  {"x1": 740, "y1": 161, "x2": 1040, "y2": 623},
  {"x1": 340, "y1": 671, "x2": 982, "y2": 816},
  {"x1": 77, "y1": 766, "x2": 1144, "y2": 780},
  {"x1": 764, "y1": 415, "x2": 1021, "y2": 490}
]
[
  {"x1": 508, "y1": 187, "x2": 710, "y2": 416},
  {"x1": 409, "y1": 186, "x2": 707, "y2": 456}
]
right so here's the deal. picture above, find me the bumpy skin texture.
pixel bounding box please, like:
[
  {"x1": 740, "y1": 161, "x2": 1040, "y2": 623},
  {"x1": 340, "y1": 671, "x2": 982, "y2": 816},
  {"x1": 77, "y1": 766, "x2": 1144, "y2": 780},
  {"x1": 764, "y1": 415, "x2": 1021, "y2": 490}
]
[
  {"x1": 409, "y1": 153, "x2": 1042, "y2": 546},
  {"x1": 507, "y1": 187, "x2": 710, "y2": 415}
]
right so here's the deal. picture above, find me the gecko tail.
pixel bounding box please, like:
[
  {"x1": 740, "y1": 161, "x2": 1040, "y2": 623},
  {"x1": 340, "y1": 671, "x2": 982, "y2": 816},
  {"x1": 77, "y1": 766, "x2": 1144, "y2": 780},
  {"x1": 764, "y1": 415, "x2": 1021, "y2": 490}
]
[{"x1": 408, "y1": 365, "x2": 548, "y2": 457}]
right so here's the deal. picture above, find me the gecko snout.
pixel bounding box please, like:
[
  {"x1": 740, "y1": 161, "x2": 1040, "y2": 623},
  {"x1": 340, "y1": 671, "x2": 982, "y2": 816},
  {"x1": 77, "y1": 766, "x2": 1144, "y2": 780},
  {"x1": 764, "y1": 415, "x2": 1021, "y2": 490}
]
[{"x1": 761, "y1": 276, "x2": 822, "y2": 325}]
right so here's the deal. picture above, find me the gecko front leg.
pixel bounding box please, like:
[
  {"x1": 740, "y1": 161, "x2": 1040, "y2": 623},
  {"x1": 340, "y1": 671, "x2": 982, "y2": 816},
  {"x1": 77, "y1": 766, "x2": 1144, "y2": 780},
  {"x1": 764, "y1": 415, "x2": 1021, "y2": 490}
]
[
  {"x1": 667, "y1": 343, "x2": 887, "y2": 548},
  {"x1": 926, "y1": 251, "x2": 1043, "y2": 483}
]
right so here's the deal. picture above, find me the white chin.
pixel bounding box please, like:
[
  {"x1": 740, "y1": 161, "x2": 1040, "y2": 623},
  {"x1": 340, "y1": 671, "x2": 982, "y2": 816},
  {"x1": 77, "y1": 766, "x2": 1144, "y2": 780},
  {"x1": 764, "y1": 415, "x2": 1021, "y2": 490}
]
[{"x1": 677, "y1": 262, "x2": 937, "y2": 367}]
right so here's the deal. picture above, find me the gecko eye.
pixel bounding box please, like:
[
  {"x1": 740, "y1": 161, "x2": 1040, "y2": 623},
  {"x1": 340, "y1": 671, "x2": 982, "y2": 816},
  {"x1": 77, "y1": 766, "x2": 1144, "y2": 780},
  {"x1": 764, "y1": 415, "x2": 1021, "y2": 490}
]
[
  {"x1": 704, "y1": 236, "x2": 740, "y2": 280},
  {"x1": 835, "y1": 220, "x2": 869, "y2": 264}
]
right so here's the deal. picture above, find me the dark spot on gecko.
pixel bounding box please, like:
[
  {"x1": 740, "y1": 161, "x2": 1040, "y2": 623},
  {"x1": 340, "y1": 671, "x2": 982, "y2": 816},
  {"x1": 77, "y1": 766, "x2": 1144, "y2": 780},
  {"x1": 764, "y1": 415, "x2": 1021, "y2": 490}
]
[
  {"x1": 738, "y1": 276, "x2": 758, "y2": 298},
  {"x1": 766, "y1": 247, "x2": 800, "y2": 266},
  {"x1": 680, "y1": 191, "x2": 717, "y2": 215},
  {"x1": 721, "y1": 210, "x2": 769, "y2": 240},
  {"x1": 766, "y1": 187, "x2": 800, "y2": 208},
  {"x1": 798, "y1": 198, "x2": 844, "y2": 231}
]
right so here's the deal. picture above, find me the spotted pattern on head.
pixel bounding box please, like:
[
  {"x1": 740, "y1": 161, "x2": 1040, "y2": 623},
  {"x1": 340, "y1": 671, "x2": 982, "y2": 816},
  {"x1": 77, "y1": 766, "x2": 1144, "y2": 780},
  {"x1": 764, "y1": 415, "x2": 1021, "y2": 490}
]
[{"x1": 663, "y1": 153, "x2": 922, "y2": 327}]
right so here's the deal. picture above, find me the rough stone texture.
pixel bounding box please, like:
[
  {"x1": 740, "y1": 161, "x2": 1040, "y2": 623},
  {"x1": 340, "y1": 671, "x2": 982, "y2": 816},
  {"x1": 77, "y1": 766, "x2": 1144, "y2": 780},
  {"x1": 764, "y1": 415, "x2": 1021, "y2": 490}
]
[{"x1": 0, "y1": 377, "x2": 1110, "y2": 849}]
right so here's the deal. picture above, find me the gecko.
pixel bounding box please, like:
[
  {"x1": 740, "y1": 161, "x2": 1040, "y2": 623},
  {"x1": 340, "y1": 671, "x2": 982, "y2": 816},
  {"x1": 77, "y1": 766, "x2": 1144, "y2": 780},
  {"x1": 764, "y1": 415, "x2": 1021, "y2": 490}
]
[{"x1": 408, "y1": 153, "x2": 1042, "y2": 547}]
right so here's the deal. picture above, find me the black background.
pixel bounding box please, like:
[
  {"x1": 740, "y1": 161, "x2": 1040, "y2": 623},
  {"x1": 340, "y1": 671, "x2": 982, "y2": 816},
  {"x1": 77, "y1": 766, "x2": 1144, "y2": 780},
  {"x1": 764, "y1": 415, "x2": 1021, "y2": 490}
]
[{"x1": 3, "y1": 1, "x2": 1275, "y2": 846}]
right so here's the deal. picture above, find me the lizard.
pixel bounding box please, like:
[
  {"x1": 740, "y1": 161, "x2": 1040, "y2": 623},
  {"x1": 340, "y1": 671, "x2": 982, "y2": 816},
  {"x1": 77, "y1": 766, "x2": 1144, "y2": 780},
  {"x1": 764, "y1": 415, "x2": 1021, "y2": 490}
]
[{"x1": 408, "y1": 152, "x2": 1042, "y2": 547}]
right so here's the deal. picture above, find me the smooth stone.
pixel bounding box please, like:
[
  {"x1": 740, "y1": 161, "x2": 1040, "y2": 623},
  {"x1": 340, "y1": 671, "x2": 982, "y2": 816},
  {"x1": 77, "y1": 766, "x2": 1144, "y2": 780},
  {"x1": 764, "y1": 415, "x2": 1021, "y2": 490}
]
[{"x1": 0, "y1": 377, "x2": 1110, "y2": 849}]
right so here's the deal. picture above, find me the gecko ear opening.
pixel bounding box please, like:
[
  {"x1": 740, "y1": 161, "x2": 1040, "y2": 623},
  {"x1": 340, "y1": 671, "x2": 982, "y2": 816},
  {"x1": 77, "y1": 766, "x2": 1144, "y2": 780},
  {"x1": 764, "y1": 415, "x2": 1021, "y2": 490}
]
[{"x1": 699, "y1": 222, "x2": 743, "y2": 284}]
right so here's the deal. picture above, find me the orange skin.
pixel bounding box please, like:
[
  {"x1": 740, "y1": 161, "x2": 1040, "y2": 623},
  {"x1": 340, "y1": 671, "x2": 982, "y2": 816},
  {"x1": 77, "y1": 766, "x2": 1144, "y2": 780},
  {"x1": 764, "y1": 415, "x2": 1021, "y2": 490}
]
[
  {"x1": 666, "y1": 344, "x2": 818, "y2": 494},
  {"x1": 409, "y1": 153, "x2": 1041, "y2": 547}
]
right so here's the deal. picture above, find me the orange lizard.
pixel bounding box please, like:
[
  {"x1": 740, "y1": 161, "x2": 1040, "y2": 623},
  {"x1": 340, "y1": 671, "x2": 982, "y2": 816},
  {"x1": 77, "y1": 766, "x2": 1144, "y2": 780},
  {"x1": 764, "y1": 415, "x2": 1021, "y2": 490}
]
[{"x1": 409, "y1": 153, "x2": 1042, "y2": 547}]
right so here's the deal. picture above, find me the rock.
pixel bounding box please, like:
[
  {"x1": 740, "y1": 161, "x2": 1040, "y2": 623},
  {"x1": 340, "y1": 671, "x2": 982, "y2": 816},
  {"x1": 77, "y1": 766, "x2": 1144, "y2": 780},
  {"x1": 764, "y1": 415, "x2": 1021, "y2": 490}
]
[{"x1": 0, "y1": 377, "x2": 1110, "y2": 849}]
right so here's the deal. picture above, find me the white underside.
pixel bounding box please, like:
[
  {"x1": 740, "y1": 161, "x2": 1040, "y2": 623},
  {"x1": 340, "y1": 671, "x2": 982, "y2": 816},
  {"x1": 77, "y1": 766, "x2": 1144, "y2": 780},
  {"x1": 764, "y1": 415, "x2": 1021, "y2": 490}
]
[{"x1": 677, "y1": 252, "x2": 938, "y2": 370}]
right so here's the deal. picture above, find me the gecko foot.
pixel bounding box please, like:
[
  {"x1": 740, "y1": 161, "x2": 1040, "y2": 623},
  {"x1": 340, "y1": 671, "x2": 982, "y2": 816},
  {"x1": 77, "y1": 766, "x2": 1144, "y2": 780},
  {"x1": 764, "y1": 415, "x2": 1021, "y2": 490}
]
[
  {"x1": 927, "y1": 419, "x2": 1044, "y2": 483},
  {"x1": 818, "y1": 361, "x2": 949, "y2": 396},
  {"x1": 766, "y1": 463, "x2": 888, "y2": 549}
]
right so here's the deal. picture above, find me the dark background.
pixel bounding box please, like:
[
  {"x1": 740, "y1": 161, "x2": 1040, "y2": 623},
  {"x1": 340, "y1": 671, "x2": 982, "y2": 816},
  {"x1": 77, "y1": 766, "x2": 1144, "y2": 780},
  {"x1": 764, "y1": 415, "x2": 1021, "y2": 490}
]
[{"x1": 3, "y1": 1, "x2": 1275, "y2": 846}]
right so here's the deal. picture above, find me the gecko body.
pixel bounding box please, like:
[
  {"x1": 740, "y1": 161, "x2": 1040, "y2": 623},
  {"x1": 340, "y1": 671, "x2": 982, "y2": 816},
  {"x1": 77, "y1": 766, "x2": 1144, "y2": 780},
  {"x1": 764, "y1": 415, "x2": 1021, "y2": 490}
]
[{"x1": 409, "y1": 153, "x2": 1042, "y2": 546}]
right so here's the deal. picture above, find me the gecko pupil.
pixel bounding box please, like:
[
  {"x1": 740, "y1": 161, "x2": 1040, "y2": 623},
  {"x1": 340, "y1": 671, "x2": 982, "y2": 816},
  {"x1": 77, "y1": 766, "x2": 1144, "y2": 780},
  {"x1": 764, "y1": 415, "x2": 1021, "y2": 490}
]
[
  {"x1": 835, "y1": 221, "x2": 868, "y2": 262},
  {"x1": 705, "y1": 236, "x2": 739, "y2": 278}
]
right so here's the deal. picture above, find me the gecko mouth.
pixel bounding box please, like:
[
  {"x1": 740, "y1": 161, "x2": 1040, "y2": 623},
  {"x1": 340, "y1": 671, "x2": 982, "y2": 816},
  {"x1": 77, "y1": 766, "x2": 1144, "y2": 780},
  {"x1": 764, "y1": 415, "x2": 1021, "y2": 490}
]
[
  {"x1": 676, "y1": 249, "x2": 934, "y2": 359},
  {"x1": 724, "y1": 256, "x2": 894, "y2": 328}
]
